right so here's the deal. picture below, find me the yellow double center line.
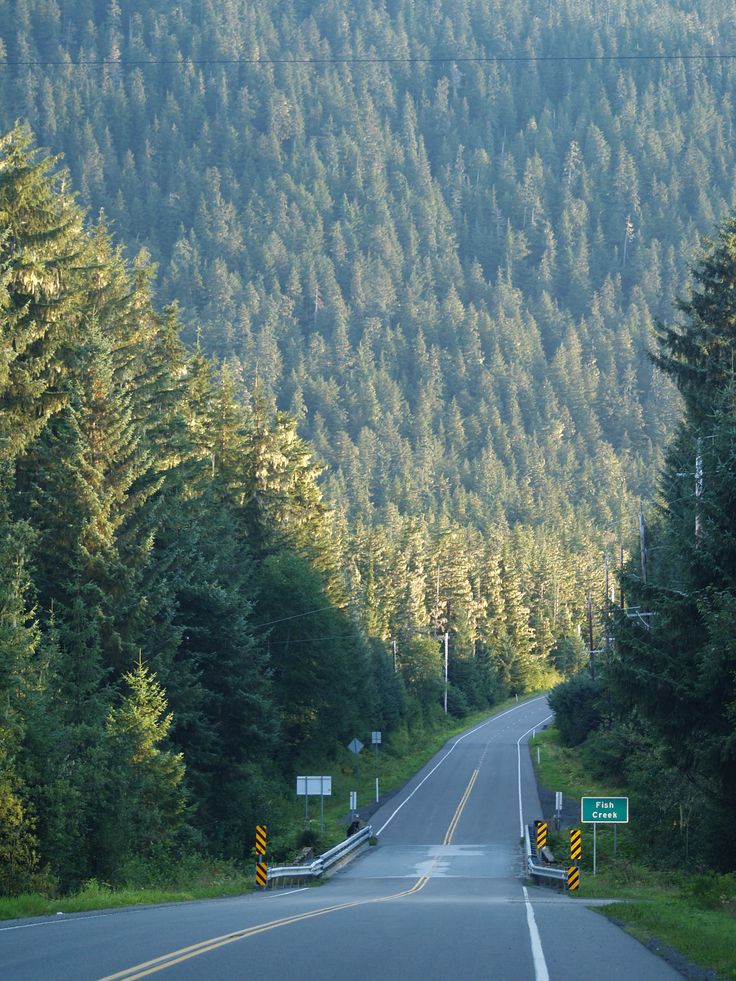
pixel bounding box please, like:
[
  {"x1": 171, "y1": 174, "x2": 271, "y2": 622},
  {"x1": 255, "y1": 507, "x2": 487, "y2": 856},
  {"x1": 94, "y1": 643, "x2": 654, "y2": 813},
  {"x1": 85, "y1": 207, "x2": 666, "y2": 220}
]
[
  {"x1": 99, "y1": 878, "x2": 430, "y2": 981},
  {"x1": 443, "y1": 769, "x2": 479, "y2": 845},
  {"x1": 100, "y1": 765, "x2": 480, "y2": 980}
]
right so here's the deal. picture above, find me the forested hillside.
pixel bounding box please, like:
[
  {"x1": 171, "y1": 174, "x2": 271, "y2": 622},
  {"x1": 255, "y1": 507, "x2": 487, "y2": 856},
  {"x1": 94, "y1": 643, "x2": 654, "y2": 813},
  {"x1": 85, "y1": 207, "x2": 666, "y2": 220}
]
[
  {"x1": 4, "y1": 0, "x2": 735, "y2": 536},
  {"x1": 2, "y1": 0, "x2": 736, "y2": 890}
]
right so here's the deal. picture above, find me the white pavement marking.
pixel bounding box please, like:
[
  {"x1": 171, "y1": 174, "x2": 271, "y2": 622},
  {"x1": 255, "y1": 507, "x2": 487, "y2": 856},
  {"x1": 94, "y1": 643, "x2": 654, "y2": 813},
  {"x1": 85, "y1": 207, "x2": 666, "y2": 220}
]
[
  {"x1": 523, "y1": 886, "x2": 550, "y2": 981},
  {"x1": 376, "y1": 695, "x2": 549, "y2": 836},
  {"x1": 0, "y1": 888, "x2": 305, "y2": 934},
  {"x1": 0, "y1": 912, "x2": 118, "y2": 931},
  {"x1": 517, "y1": 715, "x2": 553, "y2": 837}
]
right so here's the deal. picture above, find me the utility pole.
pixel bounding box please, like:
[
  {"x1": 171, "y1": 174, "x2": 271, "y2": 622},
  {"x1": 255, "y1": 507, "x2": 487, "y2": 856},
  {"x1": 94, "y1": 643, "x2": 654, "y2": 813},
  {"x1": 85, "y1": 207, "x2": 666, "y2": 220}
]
[
  {"x1": 392, "y1": 638, "x2": 397, "y2": 673},
  {"x1": 695, "y1": 437, "x2": 703, "y2": 547},
  {"x1": 604, "y1": 553, "x2": 611, "y2": 653},
  {"x1": 617, "y1": 492, "x2": 626, "y2": 609},
  {"x1": 639, "y1": 501, "x2": 648, "y2": 584},
  {"x1": 587, "y1": 588, "x2": 595, "y2": 680},
  {"x1": 443, "y1": 631, "x2": 449, "y2": 715}
]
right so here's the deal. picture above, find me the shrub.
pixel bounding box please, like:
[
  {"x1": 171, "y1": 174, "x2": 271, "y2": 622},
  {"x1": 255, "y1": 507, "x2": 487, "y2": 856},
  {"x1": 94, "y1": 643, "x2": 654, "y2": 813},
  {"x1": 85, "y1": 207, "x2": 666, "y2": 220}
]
[
  {"x1": 680, "y1": 873, "x2": 736, "y2": 911},
  {"x1": 548, "y1": 672, "x2": 603, "y2": 746}
]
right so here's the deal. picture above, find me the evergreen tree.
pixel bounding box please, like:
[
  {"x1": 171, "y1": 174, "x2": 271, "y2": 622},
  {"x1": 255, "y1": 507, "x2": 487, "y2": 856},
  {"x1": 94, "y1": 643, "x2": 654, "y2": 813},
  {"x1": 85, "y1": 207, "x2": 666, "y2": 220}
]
[
  {"x1": 0, "y1": 479, "x2": 42, "y2": 894},
  {"x1": 104, "y1": 657, "x2": 186, "y2": 875},
  {"x1": 0, "y1": 126, "x2": 83, "y2": 458}
]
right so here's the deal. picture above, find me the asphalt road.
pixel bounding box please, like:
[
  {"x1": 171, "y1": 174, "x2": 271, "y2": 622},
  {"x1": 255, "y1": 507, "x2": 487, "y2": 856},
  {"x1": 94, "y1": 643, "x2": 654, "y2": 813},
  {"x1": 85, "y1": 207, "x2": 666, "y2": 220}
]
[{"x1": 1, "y1": 695, "x2": 683, "y2": 980}]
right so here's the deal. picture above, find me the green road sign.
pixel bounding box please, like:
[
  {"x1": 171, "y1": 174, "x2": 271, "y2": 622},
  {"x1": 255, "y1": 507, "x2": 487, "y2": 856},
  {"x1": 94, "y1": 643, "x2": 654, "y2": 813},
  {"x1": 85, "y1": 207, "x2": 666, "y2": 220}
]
[{"x1": 581, "y1": 796, "x2": 629, "y2": 823}]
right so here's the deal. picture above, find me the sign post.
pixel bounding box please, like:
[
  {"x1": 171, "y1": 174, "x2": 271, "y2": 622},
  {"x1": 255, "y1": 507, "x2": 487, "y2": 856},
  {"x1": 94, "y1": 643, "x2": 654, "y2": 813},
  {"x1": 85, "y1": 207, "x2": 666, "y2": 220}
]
[
  {"x1": 255, "y1": 825, "x2": 268, "y2": 888},
  {"x1": 581, "y1": 797, "x2": 629, "y2": 874},
  {"x1": 347, "y1": 737, "x2": 364, "y2": 782},
  {"x1": 297, "y1": 776, "x2": 333, "y2": 831},
  {"x1": 372, "y1": 731, "x2": 381, "y2": 801}
]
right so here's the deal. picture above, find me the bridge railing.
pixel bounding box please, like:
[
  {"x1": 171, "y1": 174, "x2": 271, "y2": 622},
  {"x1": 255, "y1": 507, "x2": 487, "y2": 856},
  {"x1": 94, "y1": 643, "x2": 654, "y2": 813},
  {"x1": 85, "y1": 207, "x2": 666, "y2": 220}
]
[
  {"x1": 525, "y1": 823, "x2": 568, "y2": 888},
  {"x1": 267, "y1": 825, "x2": 373, "y2": 885}
]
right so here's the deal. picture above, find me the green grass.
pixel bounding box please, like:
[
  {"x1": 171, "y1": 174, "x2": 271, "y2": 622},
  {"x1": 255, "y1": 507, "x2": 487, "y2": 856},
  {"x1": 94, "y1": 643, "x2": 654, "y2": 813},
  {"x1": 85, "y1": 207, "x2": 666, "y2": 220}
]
[
  {"x1": 307, "y1": 689, "x2": 551, "y2": 852},
  {"x1": 530, "y1": 725, "x2": 644, "y2": 899},
  {"x1": 0, "y1": 690, "x2": 548, "y2": 922},
  {"x1": 530, "y1": 725, "x2": 736, "y2": 980},
  {"x1": 287, "y1": 689, "x2": 550, "y2": 858},
  {"x1": 602, "y1": 901, "x2": 736, "y2": 981},
  {"x1": 0, "y1": 872, "x2": 255, "y2": 922}
]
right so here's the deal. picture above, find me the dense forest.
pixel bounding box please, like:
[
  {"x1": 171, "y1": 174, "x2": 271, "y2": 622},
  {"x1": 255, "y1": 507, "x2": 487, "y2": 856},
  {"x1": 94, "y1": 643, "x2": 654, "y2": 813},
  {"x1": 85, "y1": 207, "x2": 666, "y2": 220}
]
[
  {"x1": 0, "y1": 128, "x2": 560, "y2": 893},
  {"x1": 7, "y1": 0, "x2": 736, "y2": 534},
  {"x1": 1, "y1": 0, "x2": 736, "y2": 889}
]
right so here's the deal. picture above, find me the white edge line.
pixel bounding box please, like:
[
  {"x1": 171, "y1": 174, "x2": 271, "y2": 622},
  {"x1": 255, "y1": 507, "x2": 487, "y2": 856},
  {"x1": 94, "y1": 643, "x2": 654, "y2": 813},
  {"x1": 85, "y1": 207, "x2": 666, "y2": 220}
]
[
  {"x1": 517, "y1": 714, "x2": 553, "y2": 837},
  {"x1": 523, "y1": 885, "x2": 550, "y2": 981},
  {"x1": 0, "y1": 888, "x2": 309, "y2": 933},
  {"x1": 376, "y1": 695, "x2": 549, "y2": 836},
  {"x1": 0, "y1": 911, "x2": 118, "y2": 931},
  {"x1": 3, "y1": 700, "x2": 550, "y2": 933}
]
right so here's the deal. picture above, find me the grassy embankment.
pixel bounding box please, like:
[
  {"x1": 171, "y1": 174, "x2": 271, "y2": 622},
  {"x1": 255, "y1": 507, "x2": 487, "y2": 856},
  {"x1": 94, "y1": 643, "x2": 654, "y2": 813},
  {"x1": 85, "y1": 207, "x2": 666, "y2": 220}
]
[
  {"x1": 297, "y1": 689, "x2": 551, "y2": 855},
  {"x1": 530, "y1": 726, "x2": 736, "y2": 980},
  {"x1": 0, "y1": 689, "x2": 549, "y2": 921}
]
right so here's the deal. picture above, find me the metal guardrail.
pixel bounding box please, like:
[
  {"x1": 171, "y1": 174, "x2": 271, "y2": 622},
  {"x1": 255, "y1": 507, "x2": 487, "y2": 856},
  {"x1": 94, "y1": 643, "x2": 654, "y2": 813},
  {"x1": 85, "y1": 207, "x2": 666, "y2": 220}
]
[
  {"x1": 267, "y1": 825, "x2": 373, "y2": 885},
  {"x1": 266, "y1": 858, "x2": 323, "y2": 883},
  {"x1": 525, "y1": 824, "x2": 568, "y2": 887},
  {"x1": 319, "y1": 825, "x2": 373, "y2": 872}
]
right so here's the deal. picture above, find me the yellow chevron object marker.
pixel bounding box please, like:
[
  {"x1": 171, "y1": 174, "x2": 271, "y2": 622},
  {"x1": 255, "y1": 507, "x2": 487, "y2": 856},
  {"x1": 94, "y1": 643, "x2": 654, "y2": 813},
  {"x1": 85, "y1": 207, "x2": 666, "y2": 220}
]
[{"x1": 255, "y1": 862, "x2": 268, "y2": 888}]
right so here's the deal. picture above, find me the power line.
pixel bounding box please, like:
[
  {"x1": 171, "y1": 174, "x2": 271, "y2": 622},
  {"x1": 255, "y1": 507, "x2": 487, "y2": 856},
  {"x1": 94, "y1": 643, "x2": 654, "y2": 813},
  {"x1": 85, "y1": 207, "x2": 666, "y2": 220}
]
[
  {"x1": 264, "y1": 632, "x2": 350, "y2": 647},
  {"x1": 253, "y1": 605, "x2": 336, "y2": 629},
  {"x1": 1, "y1": 52, "x2": 736, "y2": 69}
]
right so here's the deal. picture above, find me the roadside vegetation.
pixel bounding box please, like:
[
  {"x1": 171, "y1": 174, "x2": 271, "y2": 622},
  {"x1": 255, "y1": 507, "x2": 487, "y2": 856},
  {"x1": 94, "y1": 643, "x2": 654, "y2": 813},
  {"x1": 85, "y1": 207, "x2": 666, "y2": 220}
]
[
  {"x1": 0, "y1": 692, "x2": 549, "y2": 921},
  {"x1": 531, "y1": 724, "x2": 736, "y2": 980},
  {"x1": 530, "y1": 227, "x2": 736, "y2": 978},
  {"x1": 0, "y1": 864, "x2": 256, "y2": 922}
]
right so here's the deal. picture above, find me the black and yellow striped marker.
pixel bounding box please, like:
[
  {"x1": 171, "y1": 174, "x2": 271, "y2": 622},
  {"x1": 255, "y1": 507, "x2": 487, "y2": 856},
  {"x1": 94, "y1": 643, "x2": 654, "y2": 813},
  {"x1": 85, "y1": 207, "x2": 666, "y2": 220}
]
[
  {"x1": 570, "y1": 828, "x2": 582, "y2": 862},
  {"x1": 255, "y1": 862, "x2": 268, "y2": 888},
  {"x1": 255, "y1": 824, "x2": 267, "y2": 857},
  {"x1": 568, "y1": 866, "x2": 580, "y2": 891},
  {"x1": 535, "y1": 821, "x2": 548, "y2": 850}
]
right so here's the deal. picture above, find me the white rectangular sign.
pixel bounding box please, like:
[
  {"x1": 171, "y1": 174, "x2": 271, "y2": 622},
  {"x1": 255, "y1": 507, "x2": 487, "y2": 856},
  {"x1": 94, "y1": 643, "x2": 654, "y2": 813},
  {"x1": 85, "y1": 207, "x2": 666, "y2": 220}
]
[
  {"x1": 296, "y1": 775, "x2": 332, "y2": 796},
  {"x1": 372, "y1": 731, "x2": 382, "y2": 744}
]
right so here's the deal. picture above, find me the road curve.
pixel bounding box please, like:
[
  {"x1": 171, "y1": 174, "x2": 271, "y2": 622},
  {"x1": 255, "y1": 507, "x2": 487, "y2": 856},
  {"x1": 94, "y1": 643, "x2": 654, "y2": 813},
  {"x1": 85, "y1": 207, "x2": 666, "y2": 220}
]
[{"x1": 0, "y1": 696, "x2": 682, "y2": 981}]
